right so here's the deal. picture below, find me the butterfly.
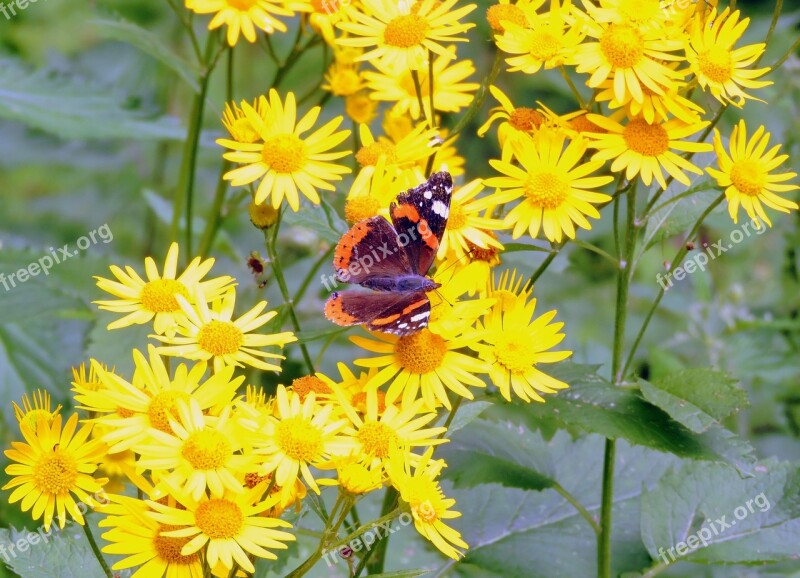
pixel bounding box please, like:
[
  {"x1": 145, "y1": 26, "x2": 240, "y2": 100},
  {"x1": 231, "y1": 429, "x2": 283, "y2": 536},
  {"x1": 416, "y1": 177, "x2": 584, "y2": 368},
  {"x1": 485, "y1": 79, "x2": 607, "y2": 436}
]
[{"x1": 324, "y1": 171, "x2": 453, "y2": 336}]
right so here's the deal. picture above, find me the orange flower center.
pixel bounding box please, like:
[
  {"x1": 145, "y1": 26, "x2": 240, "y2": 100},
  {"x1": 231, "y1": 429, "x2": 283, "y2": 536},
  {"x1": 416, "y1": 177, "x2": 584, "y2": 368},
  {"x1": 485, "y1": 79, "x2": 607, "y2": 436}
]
[
  {"x1": 467, "y1": 232, "x2": 501, "y2": 265},
  {"x1": 383, "y1": 14, "x2": 429, "y2": 48},
  {"x1": 529, "y1": 29, "x2": 561, "y2": 62},
  {"x1": 276, "y1": 416, "x2": 324, "y2": 462},
  {"x1": 345, "y1": 196, "x2": 381, "y2": 224},
  {"x1": 262, "y1": 134, "x2": 307, "y2": 173},
  {"x1": 181, "y1": 429, "x2": 232, "y2": 470},
  {"x1": 697, "y1": 46, "x2": 733, "y2": 84},
  {"x1": 226, "y1": 0, "x2": 257, "y2": 10},
  {"x1": 311, "y1": 0, "x2": 342, "y2": 14},
  {"x1": 494, "y1": 331, "x2": 536, "y2": 373},
  {"x1": 195, "y1": 499, "x2": 244, "y2": 539},
  {"x1": 447, "y1": 202, "x2": 467, "y2": 230},
  {"x1": 569, "y1": 113, "x2": 606, "y2": 134},
  {"x1": 395, "y1": 329, "x2": 446, "y2": 374},
  {"x1": 524, "y1": 171, "x2": 570, "y2": 209},
  {"x1": 599, "y1": 23, "x2": 644, "y2": 69},
  {"x1": 33, "y1": 449, "x2": 78, "y2": 495},
  {"x1": 357, "y1": 422, "x2": 399, "y2": 459},
  {"x1": 622, "y1": 117, "x2": 669, "y2": 156},
  {"x1": 140, "y1": 279, "x2": 189, "y2": 313},
  {"x1": 153, "y1": 524, "x2": 199, "y2": 565},
  {"x1": 291, "y1": 376, "x2": 332, "y2": 400},
  {"x1": 148, "y1": 391, "x2": 191, "y2": 434},
  {"x1": 509, "y1": 107, "x2": 544, "y2": 132},
  {"x1": 730, "y1": 159, "x2": 765, "y2": 196},
  {"x1": 197, "y1": 320, "x2": 243, "y2": 356},
  {"x1": 486, "y1": 4, "x2": 526, "y2": 32},
  {"x1": 356, "y1": 141, "x2": 398, "y2": 167}
]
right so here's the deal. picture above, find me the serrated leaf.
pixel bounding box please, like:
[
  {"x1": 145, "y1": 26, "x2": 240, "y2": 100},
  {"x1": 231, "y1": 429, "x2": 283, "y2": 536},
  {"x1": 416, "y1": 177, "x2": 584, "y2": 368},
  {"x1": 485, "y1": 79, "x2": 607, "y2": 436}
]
[
  {"x1": 0, "y1": 58, "x2": 186, "y2": 140},
  {"x1": 639, "y1": 369, "x2": 748, "y2": 433},
  {"x1": 91, "y1": 17, "x2": 201, "y2": 92},
  {"x1": 641, "y1": 459, "x2": 800, "y2": 564}
]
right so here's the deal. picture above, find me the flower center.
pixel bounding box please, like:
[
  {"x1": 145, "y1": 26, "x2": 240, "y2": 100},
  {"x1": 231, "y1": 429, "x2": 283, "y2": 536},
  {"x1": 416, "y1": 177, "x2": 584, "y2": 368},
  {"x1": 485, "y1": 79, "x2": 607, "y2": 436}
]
[
  {"x1": 467, "y1": 234, "x2": 501, "y2": 264},
  {"x1": 33, "y1": 449, "x2": 78, "y2": 495},
  {"x1": 447, "y1": 203, "x2": 467, "y2": 230},
  {"x1": 291, "y1": 375, "x2": 332, "y2": 401},
  {"x1": 195, "y1": 499, "x2": 244, "y2": 539},
  {"x1": 356, "y1": 141, "x2": 398, "y2": 167},
  {"x1": 357, "y1": 422, "x2": 399, "y2": 459},
  {"x1": 622, "y1": 118, "x2": 670, "y2": 156},
  {"x1": 569, "y1": 113, "x2": 606, "y2": 134},
  {"x1": 276, "y1": 416, "x2": 324, "y2": 462},
  {"x1": 529, "y1": 29, "x2": 561, "y2": 62},
  {"x1": 383, "y1": 14, "x2": 429, "y2": 48},
  {"x1": 311, "y1": 0, "x2": 342, "y2": 14},
  {"x1": 231, "y1": 118, "x2": 259, "y2": 143},
  {"x1": 153, "y1": 524, "x2": 199, "y2": 565},
  {"x1": 261, "y1": 134, "x2": 307, "y2": 173},
  {"x1": 395, "y1": 329, "x2": 447, "y2": 374},
  {"x1": 140, "y1": 279, "x2": 190, "y2": 313},
  {"x1": 181, "y1": 430, "x2": 232, "y2": 470},
  {"x1": 346, "y1": 93, "x2": 378, "y2": 124},
  {"x1": 117, "y1": 406, "x2": 135, "y2": 418},
  {"x1": 327, "y1": 68, "x2": 362, "y2": 96},
  {"x1": 730, "y1": 159, "x2": 766, "y2": 196},
  {"x1": 148, "y1": 391, "x2": 191, "y2": 434},
  {"x1": 345, "y1": 196, "x2": 381, "y2": 224},
  {"x1": 197, "y1": 320, "x2": 243, "y2": 357},
  {"x1": 351, "y1": 390, "x2": 387, "y2": 414},
  {"x1": 20, "y1": 409, "x2": 55, "y2": 430},
  {"x1": 494, "y1": 332, "x2": 536, "y2": 373},
  {"x1": 697, "y1": 46, "x2": 733, "y2": 84},
  {"x1": 486, "y1": 3, "x2": 526, "y2": 32},
  {"x1": 509, "y1": 107, "x2": 544, "y2": 132},
  {"x1": 599, "y1": 24, "x2": 644, "y2": 69},
  {"x1": 226, "y1": 0, "x2": 257, "y2": 10},
  {"x1": 524, "y1": 171, "x2": 570, "y2": 209}
]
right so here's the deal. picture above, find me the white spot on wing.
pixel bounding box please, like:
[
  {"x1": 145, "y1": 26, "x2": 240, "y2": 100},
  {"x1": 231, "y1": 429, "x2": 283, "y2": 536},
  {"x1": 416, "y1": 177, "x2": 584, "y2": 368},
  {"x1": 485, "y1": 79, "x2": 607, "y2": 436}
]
[
  {"x1": 410, "y1": 311, "x2": 429, "y2": 322},
  {"x1": 432, "y1": 200, "x2": 448, "y2": 217},
  {"x1": 424, "y1": 191, "x2": 433, "y2": 199}
]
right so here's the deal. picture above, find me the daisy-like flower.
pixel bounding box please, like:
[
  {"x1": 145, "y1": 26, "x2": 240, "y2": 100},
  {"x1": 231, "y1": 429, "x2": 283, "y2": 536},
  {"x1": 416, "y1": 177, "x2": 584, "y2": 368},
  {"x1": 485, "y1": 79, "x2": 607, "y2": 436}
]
[
  {"x1": 137, "y1": 400, "x2": 254, "y2": 500},
  {"x1": 335, "y1": 388, "x2": 447, "y2": 469},
  {"x1": 323, "y1": 59, "x2": 365, "y2": 97},
  {"x1": 569, "y1": 8, "x2": 684, "y2": 104},
  {"x1": 100, "y1": 495, "x2": 204, "y2": 578},
  {"x1": 337, "y1": 0, "x2": 476, "y2": 71},
  {"x1": 94, "y1": 242, "x2": 235, "y2": 336},
  {"x1": 474, "y1": 270, "x2": 572, "y2": 402},
  {"x1": 345, "y1": 158, "x2": 398, "y2": 224},
  {"x1": 3, "y1": 413, "x2": 108, "y2": 531},
  {"x1": 186, "y1": 0, "x2": 294, "y2": 46},
  {"x1": 153, "y1": 287, "x2": 297, "y2": 374},
  {"x1": 221, "y1": 98, "x2": 266, "y2": 144},
  {"x1": 353, "y1": 326, "x2": 487, "y2": 410},
  {"x1": 495, "y1": 0, "x2": 584, "y2": 74},
  {"x1": 325, "y1": 457, "x2": 384, "y2": 495},
  {"x1": 596, "y1": 78, "x2": 706, "y2": 124},
  {"x1": 147, "y1": 485, "x2": 295, "y2": 573},
  {"x1": 317, "y1": 362, "x2": 384, "y2": 414},
  {"x1": 305, "y1": 0, "x2": 353, "y2": 45},
  {"x1": 485, "y1": 128, "x2": 613, "y2": 242},
  {"x1": 364, "y1": 47, "x2": 480, "y2": 119},
  {"x1": 345, "y1": 91, "x2": 380, "y2": 124},
  {"x1": 77, "y1": 346, "x2": 243, "y2": 452},
  {"x1": 12, "y1": 389, "x2": 61, "y2": 431},
  {"x1": 686, "y1": 7, "x2": 772, "y2": 106},
  {"x1": 427, "y1": 258, "x2": 495, "y2": 339},
  {"x1": 478, "y1": 85, "x2": 545, "y2": 161},
  {"x1": 221, "y1": 89, "x2": 351, "y2": 211},
  {"x1": 251, "y1": 386, "x2": 356, "y2": 498},
  {"x1": 485, "y1": 0, "x2": 542, "y2": 34},
  {"x1": 437, "y1": 178, "x2": 505, "y2": 260},
  {"x1": 386, "y1": 446, "x2": 467, "y2": 560},
  {"x1": 587, "y1": 0, "x2": 667, "y2": 28},
  {"x1": 707, "y1": 120, "x2": 799, "y2": 228},
  {"x1": 586, "y1": 113, "x2": 712, "y2": 189}
]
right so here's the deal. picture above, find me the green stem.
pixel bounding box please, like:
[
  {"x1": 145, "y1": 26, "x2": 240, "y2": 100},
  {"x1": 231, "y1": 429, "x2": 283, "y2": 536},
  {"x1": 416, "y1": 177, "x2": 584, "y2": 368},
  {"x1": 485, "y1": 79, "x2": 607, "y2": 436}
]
[
  {"x1": 755, "y1": 0, "x2": 783, "y2": 67},
  {"x1": 327, "y1": 506, "x2": 404, "y2": 553},
  {"x1": 285, "y1": 493, "x2": 354, "y2": 577},
  {"x1": 527, "y1": 249, "x2": 558, "y2": 286},
  {"x1": 639, "y1": 561, "x2": 669, "y2": 578},
  {"x1": 560, "y1": 65, "x2": 585, "y2": 108},
  {"x1": 428, "y1": 49, "x2": 436, "y2": 129},
  {"x1": 598, "y1": 438, "x2": 616, "y2": 578},
  {"x1": 366, "y1": 487, "x2": 398, "y2": 574},
  {"x1": 553, "y1": 482, "x2": 600, "y2": 536},
  {"x1": 165, "y1": 0, "x2": 202, "y2": 63},
  {"x1": 295, "y1": 245, "x2": 335, "y2": 305},
  {"x1": 438, "y1": 394, "x2": 463, "y2": 438},
  {"x1": 450, "y1": 47, "x2": 503, "y2": 138},
  {"x1": 411, "y1": 69, "x2": 429, "y2": 126},
  {"x1": 621, "y1": 194, "x2": 725, "y2": 377},
  {"x1": 263, "y1": 218, "x2": 316, "y2": 374},
  {"x1": 82, "y1": 520, "x2": 113, "y2": 578},
  {"x1": 770, "y1": 36, "x2": 800, "y2": 71}
]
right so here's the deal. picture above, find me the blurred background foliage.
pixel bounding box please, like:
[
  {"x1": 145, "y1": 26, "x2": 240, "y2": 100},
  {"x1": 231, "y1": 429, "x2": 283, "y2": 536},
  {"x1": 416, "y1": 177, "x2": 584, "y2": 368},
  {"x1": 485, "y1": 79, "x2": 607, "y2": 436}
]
[{"x1": 0, "y1": 0, "x2": 799, "y2": 577}]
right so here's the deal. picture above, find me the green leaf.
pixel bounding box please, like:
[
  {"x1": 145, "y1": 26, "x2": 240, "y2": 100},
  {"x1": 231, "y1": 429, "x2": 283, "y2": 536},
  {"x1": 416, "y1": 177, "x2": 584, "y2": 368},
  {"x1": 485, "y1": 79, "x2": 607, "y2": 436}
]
[
  {"x1": 368, "y1": 571, "x2": 433, "y2": 577},
  {"x1": 441, "y1": 418, "x2": 557, "y2": 491},
  {"x1": 641, "y1": 459, "x2": 800, "y2": 564},
  {"x1": 282, "y1": 197, "x2": 348, "y2": 244},
  {"x1": 502, "y1": 242, "x2": 552, "y2": 253},
  {"x1": 444, "y1": 400, "x2": 493, "y2": 434},
  {"x1": 0, "y1": 58, "x2": 186, "y2": 140},
  {"x1": 91, "y1": 17, "x2": 201, "y2": 92},
  {"x1": 517, "y1": 363, "x2": 756, "y2": 475},
  {"x1": 639, "y1": 369, "x2": 748, "y2": 433}
]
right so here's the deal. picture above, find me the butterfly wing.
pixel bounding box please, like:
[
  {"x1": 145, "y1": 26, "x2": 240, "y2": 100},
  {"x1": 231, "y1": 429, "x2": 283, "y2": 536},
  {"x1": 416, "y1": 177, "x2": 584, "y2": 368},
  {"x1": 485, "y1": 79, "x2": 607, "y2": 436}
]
[
  {"x1": 333, "y1": 215, "x2": 413, "y2": 286},
  {"x1": 390, "y1": 171, "x2": 453, "y2": 276},
  {"x1": 324, "y1": 290, "x2": 431, "y2": 336}
]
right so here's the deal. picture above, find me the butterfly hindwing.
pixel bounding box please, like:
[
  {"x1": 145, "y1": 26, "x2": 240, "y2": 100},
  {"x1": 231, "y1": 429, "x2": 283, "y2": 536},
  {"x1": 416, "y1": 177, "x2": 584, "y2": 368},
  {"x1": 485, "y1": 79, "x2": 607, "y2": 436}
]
[
  {"x1": 324, "y1": 290, "x2": 431, "y2": 336},
  {"x1": 389, "y1": 171, "x2": 453, "y2": 276},
  {"x1": 333, "y1": 215, "x2": 413, "y2": 285}
]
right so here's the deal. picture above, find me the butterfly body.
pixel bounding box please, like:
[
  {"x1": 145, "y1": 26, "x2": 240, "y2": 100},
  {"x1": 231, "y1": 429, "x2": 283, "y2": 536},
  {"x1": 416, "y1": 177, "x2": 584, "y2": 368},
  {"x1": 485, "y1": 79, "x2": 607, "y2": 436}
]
[{"x1": 324, "y1": 172, "x2": 453, "y2": 336}]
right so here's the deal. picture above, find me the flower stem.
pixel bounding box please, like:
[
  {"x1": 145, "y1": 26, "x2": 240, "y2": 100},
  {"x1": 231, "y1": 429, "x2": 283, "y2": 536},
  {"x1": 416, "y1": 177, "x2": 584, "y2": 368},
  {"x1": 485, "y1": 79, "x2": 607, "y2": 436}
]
[
  {"x1": 285, "y1": 493, "x2": 355, "y2": 577},
  {"x1": 450, "y1": 47, "x2": 503, "y2": 138},
  {"x1": 560, "y1": 65, "x2": 585, "y2": 108},
  {"x1": 553, "y1": 482, "x2": 600, "y2": 536},
  {"x1": 366, "y1": 487, "x2": 399, "y2": 574},
  {"x1": 755, "y1": 0, "x2": 783, "y2": 67},
  {"x1": 82, "y1": 519, "x2": 112, "y2": 578},
  {"x1": 598, "y1": 438, "x2": 616, "y2": 578}
]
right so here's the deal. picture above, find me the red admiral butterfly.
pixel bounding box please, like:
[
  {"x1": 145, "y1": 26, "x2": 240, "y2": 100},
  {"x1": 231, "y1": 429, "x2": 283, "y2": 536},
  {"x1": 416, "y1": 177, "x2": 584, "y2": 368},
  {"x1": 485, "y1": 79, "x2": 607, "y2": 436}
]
[{"x1": 324, "y1": 171, "x2": 453, "y2": 336}]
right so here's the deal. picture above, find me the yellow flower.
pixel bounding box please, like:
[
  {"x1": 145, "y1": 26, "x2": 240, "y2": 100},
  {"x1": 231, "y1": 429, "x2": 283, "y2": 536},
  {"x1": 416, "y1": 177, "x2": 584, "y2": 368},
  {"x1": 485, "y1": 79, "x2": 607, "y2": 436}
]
[
  {"x1": 94, "y1": 242, "x2": 235, "y2": 336},
  {"x1": 186, "y1": 0, "x2": 294, "y2": 46},
  {"x1": 221, "y1": 89, "x2": 351, "y2": 211},
  {"x1": 3, "y1": 413, "x2": 108, "y2": 531},
  {"x1": 707, "y1": 120, "x2": 799, "y2": 228},
  {"x1": 425, "y1": 129, "x2": 466, "y2": 178},
  {"x1": 438, "y1": 178, "x2": 505, "y2": 260},
  {"x1": 495, "y1": 0, "x2": 584, "y2": 74},
  {"x1": 686, "y1": 7, "x2": 772, "y2": 106},
  {"x1": 77, "y1": 346, "x2": 243, "y2": 452},
  {"x1": 475, "y1": 272, "x2": 572, "y2": 402},
  {"x1": 306, "y1": 0, "x2": 354, "y2": 44},
  {"x1": 252, "y1": 386, "x2": 356, "y2": 497},
  {"x1": 427, "y1": 258, "x2": 495, "y2": 339},
  {"x1": 100, "y1": 495, "x2": 204, "y2": 578},
  {"x1": 221, "y1": 99, "x2": 265, "y2": 144},
  {"x1": 363, "y1": 47, "x2": 480, "y2": 119},
  {"x1": 387, "y1": 446, "x2": 467, "y2": 560},
  {"x1": 345, "y1": 92, "x2": 379, "y2": 124},
  {"x1": 323, "y1": 59, "x2": 365, "y2": 96},
  {"x1": 153, "y1": 287, "x2": 297, "y2": 374},
  {"x1": 569, "y1": 8, "x2": 684, "y2": 104},
  {"x1": 337, "y1": 0, "x2": 476, "y2": 71},
  {"x1": 478, "y1": 85, "x2": 545, "y2": 161},
  {"x1": 586, "y1": 0, "x2": 667, "y2": 28},
  {"x1": 137, "y1": 400, "x2": 254, "y2": 500},
  {"x1": 327, "y1": 457, "x2": 384, "y2": 495},
  {"x1": 485, "y1": 0, "x2": 541, "y2": 34},
  {"x1": 317, "y1": 362, "x2": 384, "y2": 413},
  {"x1": 353, "y1": 327, "x2": 487, "y2": 410},
  {"x1": 345, "y1": 157, "x2": 398, "y2": 224},
  {"x1": 147, "y1": 485, "x2": 295, "y2": 573},
  {"x1": 12, "y1": 390, "x2": 61, "y2": 431},
  {"x1": 485, "y1": 129, "x2": 613, "y2": 242},
  {"x1": 586, "y1": 113, "x2": 712, "y2": 189}
]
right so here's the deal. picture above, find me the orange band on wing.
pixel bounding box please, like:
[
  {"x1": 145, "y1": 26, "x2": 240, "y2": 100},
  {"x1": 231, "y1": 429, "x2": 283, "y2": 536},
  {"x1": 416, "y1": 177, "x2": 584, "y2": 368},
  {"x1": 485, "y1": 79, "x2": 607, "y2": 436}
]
[
  {"x1": 324, "y1": 294, "x2": 360, "y2": 325},
  {"x1": 333, "y1": 221, "x2": 370, "y2": 271},
  {"x1": 418, "y1": 218, "x2": 438, "y2": 250},
  {"x1": 392, "y1": 204, "x2": 420, "y2": 222},
  {"x1": 371, "y1": 297, "x2": 428, "y2": 326}
]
